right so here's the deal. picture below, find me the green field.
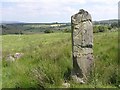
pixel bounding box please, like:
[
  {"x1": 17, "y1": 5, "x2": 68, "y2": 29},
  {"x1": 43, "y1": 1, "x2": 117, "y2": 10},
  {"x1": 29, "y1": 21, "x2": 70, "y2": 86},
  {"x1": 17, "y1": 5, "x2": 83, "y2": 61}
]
[{"x1": 2, "y1": 31, "x2": 119, "y2": 88}]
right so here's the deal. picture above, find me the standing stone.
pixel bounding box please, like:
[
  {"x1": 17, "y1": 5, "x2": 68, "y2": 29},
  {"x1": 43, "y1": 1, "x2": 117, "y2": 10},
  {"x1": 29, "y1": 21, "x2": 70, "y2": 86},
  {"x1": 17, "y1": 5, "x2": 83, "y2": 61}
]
[{"x1": 71, "y1": 9, "x2": 93, "y2": 83}]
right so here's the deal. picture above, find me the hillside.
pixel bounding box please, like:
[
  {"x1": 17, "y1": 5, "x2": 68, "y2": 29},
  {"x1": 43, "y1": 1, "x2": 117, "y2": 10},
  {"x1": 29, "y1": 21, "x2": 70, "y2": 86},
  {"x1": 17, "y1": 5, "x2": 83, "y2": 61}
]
[
  {"x1": 93, "y1": 19, "x2": 118, "y2": 25},
  {"x1": 1, "y1": 19, "x2": 118, "y2": 35},
  {"x1": 1, "y1": 23, "x2": 71, "y2": 34},
  {"x1": 2, "y1": 31, "x2": 119, "y2": 88}
]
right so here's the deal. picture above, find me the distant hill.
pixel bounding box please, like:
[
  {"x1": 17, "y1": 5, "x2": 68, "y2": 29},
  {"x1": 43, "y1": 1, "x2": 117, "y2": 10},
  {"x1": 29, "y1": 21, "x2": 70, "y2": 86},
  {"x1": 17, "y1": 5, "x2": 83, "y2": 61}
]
[
  {"x1": 1, "y1": 19, "x2": 118, "y2": 35},
  {"x1": 93, "y1": 19, "x2": 118, "y2": 25},
  {"x1": 1, "y1": 21, "x2": 25, "y2": 24},
  {"x1": 1, "y1": 22, "x2": 71, "y2": 35}
]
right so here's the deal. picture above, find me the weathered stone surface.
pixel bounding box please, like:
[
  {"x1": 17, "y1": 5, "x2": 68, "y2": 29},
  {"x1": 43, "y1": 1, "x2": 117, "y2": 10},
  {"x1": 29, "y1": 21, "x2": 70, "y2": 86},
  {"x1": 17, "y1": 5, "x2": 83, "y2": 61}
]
[
  {"x1": 71, "y1": 9, "x2": 93, "y2": 83},
  {"x1": 71, "y1": 74, "x2": 85, "y2": 84},
  {"x1": 6, "y1": 54, "x2": 15, "y2": 62},
  {"x1": 5, "y1": 53, "x2": 23, "y2": 62},
  {"x1": 14, "y1": 53, "x2": 23, "y2": 59},
  {"x1": 62, "y1": 82, "x2": 70, "y2": 88}
]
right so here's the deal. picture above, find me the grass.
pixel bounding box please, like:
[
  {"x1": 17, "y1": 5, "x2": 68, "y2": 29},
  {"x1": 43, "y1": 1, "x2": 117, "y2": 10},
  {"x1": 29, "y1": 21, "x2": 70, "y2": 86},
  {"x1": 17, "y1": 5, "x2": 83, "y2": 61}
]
[
  {"x1": 2, "y1": 31, "x2": 119, "y2": 88},
  {"x1": 93, "y1": 32, "x2": 118, "y2": 88}
]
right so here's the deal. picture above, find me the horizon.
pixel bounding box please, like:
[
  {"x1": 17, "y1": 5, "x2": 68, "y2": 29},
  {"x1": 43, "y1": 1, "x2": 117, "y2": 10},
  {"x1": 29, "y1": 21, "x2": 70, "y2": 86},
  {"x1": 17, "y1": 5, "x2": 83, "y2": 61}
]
[
  {"x1": 1, "y1": 18, "x2": 118, "y2": 24},
  {"x1": 1, "y1": 0, "x2": 119, "y2": 23}
]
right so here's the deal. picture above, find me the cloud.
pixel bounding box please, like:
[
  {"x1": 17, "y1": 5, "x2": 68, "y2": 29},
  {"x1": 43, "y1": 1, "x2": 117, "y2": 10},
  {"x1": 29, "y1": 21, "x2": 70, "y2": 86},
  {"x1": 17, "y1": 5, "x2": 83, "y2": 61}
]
[
  {"x1": 1, "y1": 0, "x2": 86, "y2": 4},
  {"x1": 1, "y1": 0, "x2": 119, "y2": 22},
  {"x1": 90, "y1": 0, "x2": 118, "y2": 5},
  {"x1": 89, "y1": 5, "x2": 118, "y2": 20}
]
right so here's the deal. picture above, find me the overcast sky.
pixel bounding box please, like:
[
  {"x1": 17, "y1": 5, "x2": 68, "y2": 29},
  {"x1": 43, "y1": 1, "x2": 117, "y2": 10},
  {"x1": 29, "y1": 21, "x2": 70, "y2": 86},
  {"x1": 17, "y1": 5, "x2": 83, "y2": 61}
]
[{"x1": 0, "y1": 0, "x2": 119, "y2": 23}]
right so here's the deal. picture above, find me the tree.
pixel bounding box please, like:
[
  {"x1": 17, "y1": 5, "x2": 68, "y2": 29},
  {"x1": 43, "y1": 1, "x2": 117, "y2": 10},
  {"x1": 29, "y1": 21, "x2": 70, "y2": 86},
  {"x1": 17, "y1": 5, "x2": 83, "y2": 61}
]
[
  {"x1": 63, "y1": 29, "x2": 71, "y2": 33},
  {"x1": 44, "y1": 30, "x2": 53, "y2": 33},
  {"x1": 93, "y1": 26, "x2": 99, "y2": 33},
  {"x1": 98, "y1": 26, "x2": 106, "y2": 32},
  {"x1": 111, "y1": 22, "x2": 118, "y2": 28}
]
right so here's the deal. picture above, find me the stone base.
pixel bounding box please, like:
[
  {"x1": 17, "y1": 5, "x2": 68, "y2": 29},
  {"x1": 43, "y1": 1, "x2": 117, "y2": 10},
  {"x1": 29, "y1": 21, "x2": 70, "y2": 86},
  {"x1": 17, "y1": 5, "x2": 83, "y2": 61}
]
[{"x1": 71, "y1": 75, "x2": 85, "y2": 84}]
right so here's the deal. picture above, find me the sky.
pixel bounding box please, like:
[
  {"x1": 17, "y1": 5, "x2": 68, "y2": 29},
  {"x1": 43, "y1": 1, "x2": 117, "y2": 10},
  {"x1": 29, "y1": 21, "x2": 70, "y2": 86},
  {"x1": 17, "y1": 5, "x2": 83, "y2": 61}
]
[{"x1": 0, "y1": 0, "x2": 119, "y2": 23}]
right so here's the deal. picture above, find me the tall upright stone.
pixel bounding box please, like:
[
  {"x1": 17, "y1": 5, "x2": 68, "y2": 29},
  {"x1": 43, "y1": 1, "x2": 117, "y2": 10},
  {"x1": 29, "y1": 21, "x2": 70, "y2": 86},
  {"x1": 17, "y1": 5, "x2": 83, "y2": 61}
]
[{"x1": 71, "y1": 9, "x2": 93, "y2": 83}]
